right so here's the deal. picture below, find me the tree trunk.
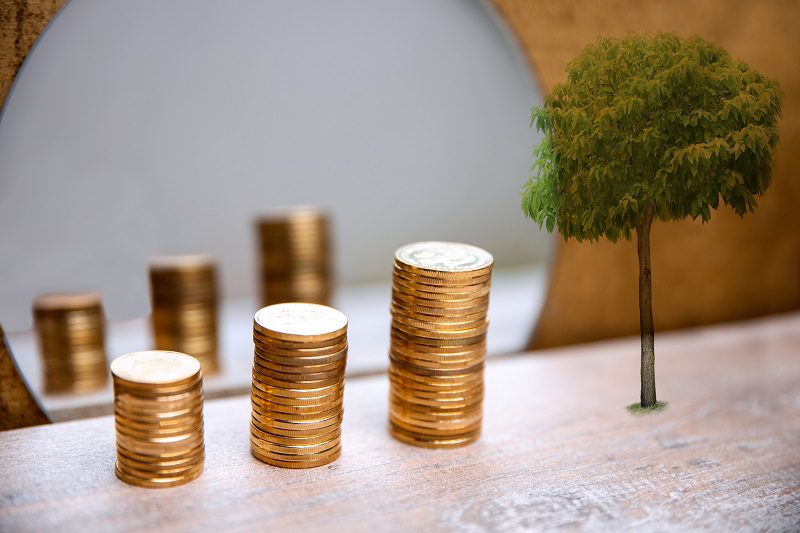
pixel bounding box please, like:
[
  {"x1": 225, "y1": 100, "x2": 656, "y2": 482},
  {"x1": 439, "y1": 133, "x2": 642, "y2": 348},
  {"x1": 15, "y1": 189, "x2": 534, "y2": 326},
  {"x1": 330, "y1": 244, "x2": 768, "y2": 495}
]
[{"x1": 636, "y1": 205, "x2": 657, "y2": 407}]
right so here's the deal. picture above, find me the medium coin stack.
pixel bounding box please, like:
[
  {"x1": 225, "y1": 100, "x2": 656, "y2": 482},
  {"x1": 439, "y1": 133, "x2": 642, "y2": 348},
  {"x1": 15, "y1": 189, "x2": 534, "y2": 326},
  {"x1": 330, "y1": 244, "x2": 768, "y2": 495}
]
[
  {"x1": 33, "y1": 292, "x2": 108, "y2": 393},
  {"x1": 149, "y1": 255, "x2": 220, "y2": 374},
  {"x1": 111, "y1": 350, "x2": 205, "y2": 488},
  {"x1": 389, "y1": 241, "x2": 494, "y2": 448},
  {"x1": 250, "y1": 303, "x2": 347, "y2": 468},
  {"x1": 256, "y1": 208, "x2": 332, "y2": 306}
]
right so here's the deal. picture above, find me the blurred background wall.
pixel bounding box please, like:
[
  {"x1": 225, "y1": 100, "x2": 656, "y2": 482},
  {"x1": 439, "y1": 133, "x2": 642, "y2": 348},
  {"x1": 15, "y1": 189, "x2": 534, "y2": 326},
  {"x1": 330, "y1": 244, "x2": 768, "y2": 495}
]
[{"x1": 0, "y1": 0, "x2": 546, "y2": 331}]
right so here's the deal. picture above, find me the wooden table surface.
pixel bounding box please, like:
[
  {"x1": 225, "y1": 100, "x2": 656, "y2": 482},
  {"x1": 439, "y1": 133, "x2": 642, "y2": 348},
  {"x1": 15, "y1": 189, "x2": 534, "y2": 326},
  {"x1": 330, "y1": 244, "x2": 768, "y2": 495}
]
[{"x1": 1, "y1": 313, "x2": 799, "y2": 532}]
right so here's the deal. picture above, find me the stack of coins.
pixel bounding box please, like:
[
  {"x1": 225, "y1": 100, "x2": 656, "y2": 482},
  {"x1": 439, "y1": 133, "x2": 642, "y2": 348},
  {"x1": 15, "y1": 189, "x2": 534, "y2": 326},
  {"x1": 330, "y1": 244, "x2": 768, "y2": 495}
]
[
  {"x1": 388, "y1": 241, "x2": 494, "y2": 448},
  {"x1": 149, "y1": 255, "x2": 220, "y2": 374},
  {"x1": 256, "y1": 208, "x2": 332, "y2": 306},
  {"x1": 111, "y1": 350, "x2": 205, "y2": 488},
  {"x1": 250, "y1": 303, "x2": 347, "y2": 468},
  {"x1": 33, "y1": 292, "x2": 108, "y2": 393}
]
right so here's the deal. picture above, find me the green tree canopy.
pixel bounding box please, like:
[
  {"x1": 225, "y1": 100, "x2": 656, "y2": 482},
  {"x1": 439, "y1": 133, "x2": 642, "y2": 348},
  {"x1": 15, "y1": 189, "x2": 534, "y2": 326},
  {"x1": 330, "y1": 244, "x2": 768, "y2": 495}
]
[{"x1": 522, "y1": 33, "x2": 782, "y2": 241}]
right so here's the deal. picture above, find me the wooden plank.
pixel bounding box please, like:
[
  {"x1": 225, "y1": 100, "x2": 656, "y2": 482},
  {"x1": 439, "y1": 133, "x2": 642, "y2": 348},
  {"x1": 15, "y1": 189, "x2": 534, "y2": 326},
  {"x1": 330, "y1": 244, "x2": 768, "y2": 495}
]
[
  {"x1": 0, "y1": 324, "x2": 49, "y2": 430},
  {"x1": 1, "y1": 313, "x2": 799, "y2": 531}
]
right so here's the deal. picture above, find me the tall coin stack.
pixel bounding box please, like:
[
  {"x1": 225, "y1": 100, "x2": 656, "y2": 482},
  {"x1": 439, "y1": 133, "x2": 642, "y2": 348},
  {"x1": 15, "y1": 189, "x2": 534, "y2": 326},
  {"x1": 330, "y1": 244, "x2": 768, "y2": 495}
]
[
  {"x1": 33, "y1": 292, "x2": 108, "y2": 393},
  {"x1": 149, "y1": 255, "x2": 220, "y2": 374},
  {"x1": 389, "y1": 241, "x2": 494, "y2": 448},
  {"x1": 250, "y1": 303, "x2": 347, "y2": 468},
  {"x1": 111, "y1": 350, "x2": 205, "y2": 488},
  {"x1": 256, "y1": 208, "x2": 332, "y2": 306}
]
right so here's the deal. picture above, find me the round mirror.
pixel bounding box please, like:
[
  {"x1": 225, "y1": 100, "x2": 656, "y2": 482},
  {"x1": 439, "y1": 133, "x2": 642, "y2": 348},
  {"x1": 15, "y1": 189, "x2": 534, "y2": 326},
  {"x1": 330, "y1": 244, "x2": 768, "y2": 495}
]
[{"x1": 0, "y1": 0, "x2": 547, "y2": 421}]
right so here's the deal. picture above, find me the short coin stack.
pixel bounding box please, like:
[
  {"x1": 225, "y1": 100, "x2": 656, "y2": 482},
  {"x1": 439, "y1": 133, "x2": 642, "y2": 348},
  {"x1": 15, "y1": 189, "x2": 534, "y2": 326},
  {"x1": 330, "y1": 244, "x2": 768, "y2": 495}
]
[
  {"x1": 149, "y1": 255, "x2": 220, "y2": 374},
  {"x1": 111, "y1": 350, "x2": 205, "y2": 488},
  {"x1": 256, "y1": 208, "x2": 332, "y2": 306},
  {"x1": 250, "y1": 303, "x2": 347, "y2": 468},
  {"x1": 33, "y1": 292, "x2": 108, "y2": 393},
  {"x1": 389, "y1": 241, "x2": 494, "y2": 448}
]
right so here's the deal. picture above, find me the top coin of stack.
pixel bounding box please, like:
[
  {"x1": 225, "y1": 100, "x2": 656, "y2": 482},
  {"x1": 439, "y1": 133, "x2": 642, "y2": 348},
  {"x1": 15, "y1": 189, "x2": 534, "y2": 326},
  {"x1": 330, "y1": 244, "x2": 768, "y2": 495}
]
[
  {"x1": 111, "y1": 350, "x2": 205, "y2": 488},
  {"x1": 33, "y1": 292, "x2": 108, "y2": 393},
  {"x1": 388, "y1": 241, "x2": 494, "y2": 448},
  {"x1": 250, "y1": 303, "x2": 347, "y2": 469},
  {"x1": 149, "y1": 255, "x2": 220, "y2": 374},
  {"x1": 256, "y1": 208, "x2": 332, "y2": 306}
]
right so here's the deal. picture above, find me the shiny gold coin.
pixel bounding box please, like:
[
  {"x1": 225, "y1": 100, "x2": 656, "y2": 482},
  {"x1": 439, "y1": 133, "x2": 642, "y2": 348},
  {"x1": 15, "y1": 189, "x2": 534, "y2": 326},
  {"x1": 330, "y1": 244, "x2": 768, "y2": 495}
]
[
  {"x1": 392, "y1": 290, "x2": 490, "y2": 310},
  {"x1": 249, "y1": 434, "x2": 340, "y2": 456},
  {"x1": 253, "y1": 334, "x2": 348, "y2": 355},
  {"x1": 251, "y1": 378, "x2": 344, "y2": 398},
  {"x1": 392, "y1": 277, "x2": 491, "y2": 297},
  {"x1": 249, "y1": 439, "x2": 341, "y2": 462},
  {"x1": 389, "y1": 422, "x2": 480, "y2": 448},
  {"x1": 389, "y1": 355, "x2": 483, "y2": 377},
  {"x1": 250, "y1": 444, "x2": 340, "y2": 469},
  {"x1": 254, "y1": 356, "x2": 346, "y2": 375},
  {"x1": 389, "y1": 414, "x2": 482, "y2": 435},
  {"x1": 251, "y1": 411, "x2": 343, "y2": 432},
  {"x1": 391, "y1": 313, "x2": 487, "y2": 333},
  {"x1": 111, "y1": 351, "x2": 201, "y2": 387},
  {"x1": 254, "y1": 303, "x2": 347, "y2": 343},
  {"x1": 394, "y1": 241, "x2": 494, "y2": 277},
  {"x1": 115, "y1": 461, "x2": 203, "y2": 488},
  {"x1": 250, "y1": 427, "x2": 341, "y2": 448},
  {"x1": 252, "y1": 403, "x2": 342, "y2": 423}
]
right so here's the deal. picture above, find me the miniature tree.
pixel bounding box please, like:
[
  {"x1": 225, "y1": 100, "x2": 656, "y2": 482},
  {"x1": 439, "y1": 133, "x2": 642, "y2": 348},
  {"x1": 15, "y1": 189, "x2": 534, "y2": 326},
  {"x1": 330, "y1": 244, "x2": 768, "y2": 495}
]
[{"x1": 522, "y1": 33, "x2": 782, "y2": 409}]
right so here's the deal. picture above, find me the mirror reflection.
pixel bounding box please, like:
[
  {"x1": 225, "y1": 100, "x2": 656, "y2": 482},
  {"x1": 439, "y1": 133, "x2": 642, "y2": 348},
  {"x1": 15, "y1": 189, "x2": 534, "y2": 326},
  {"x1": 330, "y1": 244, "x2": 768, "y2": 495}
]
[{"x1": 0, "y1": 0, "x2": 548, "y2": 421}]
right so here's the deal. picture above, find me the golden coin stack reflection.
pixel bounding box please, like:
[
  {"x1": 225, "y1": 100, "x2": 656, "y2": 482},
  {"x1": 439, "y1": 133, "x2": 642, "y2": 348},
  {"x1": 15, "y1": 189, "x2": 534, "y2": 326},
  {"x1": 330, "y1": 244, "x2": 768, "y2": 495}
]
[
  {"x1": 250, "y1": 303, "x2": 347, "y2": 468},
  {"x1": 149, "y1": 255, "x2": 220, "y2": 374},
  {"x1": 256, "y1": 208, "x2": 332, "y2": 306},
  {"x1": 33, "y1": 292, "x2": 108, "y2": 393},
  {"x1": 389, "y1": 241, "x2": 494, "y2": 448},
  {"x1": 111, "y1": 351, "x2": 205, "y2": 488}
]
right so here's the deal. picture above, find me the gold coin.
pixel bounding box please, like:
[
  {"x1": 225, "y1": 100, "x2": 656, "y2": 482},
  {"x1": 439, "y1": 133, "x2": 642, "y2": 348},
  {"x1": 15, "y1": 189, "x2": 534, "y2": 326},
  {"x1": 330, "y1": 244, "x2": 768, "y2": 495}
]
[
  {"x1": 116, "y1": 447, "x2": 203, "y2": 470},
  {"x1": 249, "y1": 440, "x2": 341, "y2": 462},
  {"x1": 252, "y1": 361, "x2": 344, "y2": 383},
  {"x1": 394, "y1": 241, "x2": 494, "y2": 277},
  {"x1": 251, "y1": 369, "x2": 343, "y2": 390},
  {"x1": 252, "y1": 403, "x2": 342, "y2": 423},
  {"x1": 392, "y1": 276, "x2": 491, "y2": 296},
  {"x1": 391, "y1": 290, "x2": 490, "y2": 309},
  {"x1": 390, "y1": 328, "x2": 487, "y2": 347},
  {"x1": 250, "y1": 444, "x2": 340, "y2": 469},
  {"x1": 253, "y1": 303, "x2": 347, "y2": 343},
  {"x1": 251, "y1": 379, "x2": 344, "y2": 398},
  {"x1": 115, "y1": 461, "x2": 203, "y2": 488},
  {"x1": 389, "y1": 423, "x2": 480, "y2": 448},
  {"x1": 254, "y1": 357, "x2": 346, "y2": 375},
  {"x1": 251, "y1": 411, "x2": 343, "y2": 432},
  {"x1": 389, "y1": 355, "x2": 483, "y2": 377},
  {"x1": 389, "y1": 415, "x2": 482, "y2": 435},
  {"x1": 111, "y1": 351, "x2": 201, "y2": 387},
  {"x1": 249, "y1": 434, "x2": 340, "y2": 456},
  {"x1": 249, "y1": 424, "x2": 340, "y2": 446},
  {"x1": 392, "y1": 266, "x2": 492, "y2": 287},
  {"x1": 251, "y1": 386, "x2": 344, "y2": 407},
  {"x1": 391, "y1": 313, "x2": 487, "y2": 333}
]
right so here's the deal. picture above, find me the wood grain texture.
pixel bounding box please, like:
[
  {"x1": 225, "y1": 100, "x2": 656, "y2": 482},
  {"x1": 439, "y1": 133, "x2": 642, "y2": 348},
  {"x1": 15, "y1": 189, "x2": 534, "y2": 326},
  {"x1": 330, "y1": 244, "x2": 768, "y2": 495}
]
[
  {"x1": 0, "y1": 0, "x2": 65, "y2": 106},
  {"x1": 1, "y1": 313, "x2": 798, "y2": 531},
  {"x1": 0, "y1": 324, "x2": 49, "y2": 430},
  {"x1": 491, "y1": 0, "x2": 800, "y2": 348}
]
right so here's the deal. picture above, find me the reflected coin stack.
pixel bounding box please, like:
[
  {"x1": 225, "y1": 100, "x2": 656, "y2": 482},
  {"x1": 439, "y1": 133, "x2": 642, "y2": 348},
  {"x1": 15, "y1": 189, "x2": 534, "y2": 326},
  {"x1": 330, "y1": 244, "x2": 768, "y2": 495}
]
[
  {"x1": 33, "y1": 292, "x2": 108, "y2": 393},
  {"x1": 111, "y1": 350, "x2": 205, "y2": 488},
  {"x1": 250, "y1": 303, "x2": 347, "y2": 468},
  {"x1": 256, "y1": 208, "x2": 332, "y2": 306},
  {"x1": 389, "y1": 241, "x2": 494, "y2": 448},
  {"x1": 149, "y1": 255, "x2": 220, "y2": 374}
]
